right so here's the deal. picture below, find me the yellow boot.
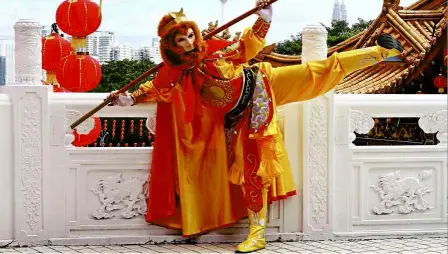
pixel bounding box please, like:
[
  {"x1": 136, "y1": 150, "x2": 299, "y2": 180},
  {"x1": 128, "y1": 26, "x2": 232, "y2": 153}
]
[{"x1": 235, "y1": 187, "x2": 268, "y2": 253}]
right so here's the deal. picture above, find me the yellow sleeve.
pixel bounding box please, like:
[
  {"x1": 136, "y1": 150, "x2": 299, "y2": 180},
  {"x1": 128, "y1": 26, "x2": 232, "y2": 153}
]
[
  {"x1": 267, "y1": 45, "x2": 400, "y2": 106},
  {"x1": 228, "y1": 17, "x2": 270, "y2": 63},
  {"x1": 130, "y1": 81, "x2": 172, "y2": 104}
]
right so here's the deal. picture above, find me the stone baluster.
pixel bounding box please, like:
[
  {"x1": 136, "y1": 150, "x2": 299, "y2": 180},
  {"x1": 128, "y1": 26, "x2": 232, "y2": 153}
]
[
  {"x1": 0, "y1": 19, "x2": 50, "y2": 245},
  {"x1": 13, "y1": 19, "x2": 43, "y2": 86},
  {"x1": 300, "y1": 24, "x2": 334, "y2": 239}
]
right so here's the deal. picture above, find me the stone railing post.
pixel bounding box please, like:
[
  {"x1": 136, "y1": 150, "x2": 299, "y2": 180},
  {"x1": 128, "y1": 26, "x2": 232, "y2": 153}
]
[
  {"x1": 300, "y1": 24, "x2": 334, "y2": 240},
  {"x1": 13, "y1": 19, "x2": 43, "y2": 86},
  {"x1": 0, "y1": 19, "x2": 51, "y2": 246}
]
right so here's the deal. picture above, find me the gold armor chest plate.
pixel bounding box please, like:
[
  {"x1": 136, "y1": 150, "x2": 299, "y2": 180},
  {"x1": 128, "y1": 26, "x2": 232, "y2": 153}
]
[{"x1": 200, "y1": 77, "x2": 241, "y2": 111}]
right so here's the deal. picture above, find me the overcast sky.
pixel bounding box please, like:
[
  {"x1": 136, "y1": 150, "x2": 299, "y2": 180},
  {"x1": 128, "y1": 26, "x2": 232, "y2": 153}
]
[{"x1": 0, "y1": 0, "x2": 415, "y2": 46}]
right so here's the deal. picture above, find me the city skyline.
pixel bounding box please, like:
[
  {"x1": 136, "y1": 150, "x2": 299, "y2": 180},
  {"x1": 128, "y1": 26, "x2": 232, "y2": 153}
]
[
  {"x1": 0, "y1": 39, "x2": 14, "y2": 86},
  {"x1": 0, "y1": 0, "x2": 416, "y2": 47}
]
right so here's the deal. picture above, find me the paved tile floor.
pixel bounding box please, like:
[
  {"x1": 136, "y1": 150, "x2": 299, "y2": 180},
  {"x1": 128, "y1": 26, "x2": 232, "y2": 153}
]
[{"x1": 0, "y1": 237, "x2": 446, "y2": 253}]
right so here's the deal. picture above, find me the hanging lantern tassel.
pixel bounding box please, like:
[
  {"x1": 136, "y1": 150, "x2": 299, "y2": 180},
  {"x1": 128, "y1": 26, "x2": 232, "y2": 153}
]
[
  {"x1": 45, "y1": 71, "x2": 58, "y2": 84},
  {"x1": 99, "y1": 0, "x2": 103, "y2": 17},
  {"x1": 71, "y1": 37, "x2": 87, "y2": 49}
]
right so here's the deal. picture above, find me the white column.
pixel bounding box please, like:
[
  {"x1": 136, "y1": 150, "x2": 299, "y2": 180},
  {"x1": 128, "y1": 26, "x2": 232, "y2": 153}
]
[
  {"x1": 13, "y1": 19, "x2": 43, "y2": 86},
  {"x1": 300, "y1": 24, "x2": 334, "y2": 240},
  {"x1": 220, "y1": 0, "x2": 228, "y2": 25},
  {"x1": 0, "y1": 19, "x2": 51, "y2": 246}
]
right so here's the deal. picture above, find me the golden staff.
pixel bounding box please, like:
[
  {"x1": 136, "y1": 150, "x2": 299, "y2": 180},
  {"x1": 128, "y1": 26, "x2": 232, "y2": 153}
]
[{"x1": 71, "y1": 0, "x2": 279, "y2": 130}]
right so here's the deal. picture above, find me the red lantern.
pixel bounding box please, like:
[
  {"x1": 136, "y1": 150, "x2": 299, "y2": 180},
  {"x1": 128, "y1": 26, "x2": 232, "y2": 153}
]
[
  {"x1": 42, "y1": 32, "x2": 72, "y2": 84},
  {"x1": 56, "y1": 0, "x2": 102, "y2": 49},
  {"x1": 433, "y1": 74, "x2": 447, "y2": 93},
  {"x1": 72, "y1": 117, "x2": 102, "y2": 147},
  {"x1": 56, "y1": 52, "x2": 102, "y2": 92}
]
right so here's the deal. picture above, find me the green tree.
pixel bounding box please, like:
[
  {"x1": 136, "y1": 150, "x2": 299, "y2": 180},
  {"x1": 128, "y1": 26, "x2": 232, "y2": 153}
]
[
  {"x1": 351, "y1": 18, "x2": 374, "y2": 33},
  {"x1": 273, "y1": 33, "x2": 303, "y2": 55},
  {"x1": 273, "y1": 18, "x2": 373, "y2": 55},
  {"x1": 323, "y1": 19, "x2": 373, "y2": 46},
  {"x1": 91, "y1": 59, "x2": 156, "y2": 93},
  {"x1": 323, "y1": 20, "x2": 352, "y2": 46}
]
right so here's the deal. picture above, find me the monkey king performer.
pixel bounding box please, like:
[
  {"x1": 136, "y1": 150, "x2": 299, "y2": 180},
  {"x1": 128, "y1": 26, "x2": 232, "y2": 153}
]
[{"x1": 110, "y1": 1, "x2": 403, "y2": 252}]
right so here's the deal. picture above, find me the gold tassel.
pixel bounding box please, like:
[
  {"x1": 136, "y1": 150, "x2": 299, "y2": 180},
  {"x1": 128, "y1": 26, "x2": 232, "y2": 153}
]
[
  {"x1": 438, "y1": 88, "x2": 444, "y2": 93},
  {"x1": 71, "y1": 37, "x2": 87, "y2": 50},
  {"x1": 45, "y1": 72, "x2": 58, "y2": 85},
  {"x1": 99, "y1": 0, "x2": 103, "y2": 17}
]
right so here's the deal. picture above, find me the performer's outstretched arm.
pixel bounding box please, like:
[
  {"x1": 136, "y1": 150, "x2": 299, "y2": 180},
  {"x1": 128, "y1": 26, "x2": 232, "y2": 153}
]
[
  {"x1": 267, "y1": 34, "x2": 403, "y2": 106},
  {"x1": 130, "y1": 80, "x2": 173, "y2": 104},
  {"x1": 130, "y1": 66, "x2": 177, "y2": 104}
]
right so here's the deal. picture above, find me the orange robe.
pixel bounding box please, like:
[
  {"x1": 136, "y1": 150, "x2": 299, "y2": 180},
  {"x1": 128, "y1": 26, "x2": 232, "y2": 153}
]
[{"x1": 133, "y1": 21, "x2": 400, "y2": 236}]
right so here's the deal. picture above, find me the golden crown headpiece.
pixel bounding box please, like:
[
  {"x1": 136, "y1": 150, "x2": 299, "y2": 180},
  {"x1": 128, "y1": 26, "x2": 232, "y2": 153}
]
[{"x1": 159, "y1": 8, "x2": 189, "y2": 36}]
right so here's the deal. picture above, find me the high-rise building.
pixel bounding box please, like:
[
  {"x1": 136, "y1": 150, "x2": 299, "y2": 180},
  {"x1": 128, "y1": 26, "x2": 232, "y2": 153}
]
[
  {"x1": 152, "y1": 37, "x2": 159, "y2": 48},
  {"x1": 0, "y1": 56, "x2": 6, "y2": 86},
  {"x1": 151, "y1": 37, "x2": 162, "y2": 63},
  {"x1": 133, "y1": 46, "x2": 151, "y2": 61},
  {"x1": 133, "y1": 37, "x2": 162, "y2": 63},
  {"x1": 111, "y1": 44, "x2": 134, "y2": 61},
  {"x1": 340, "y1": 0, "x2": 347, "y2": 22},
  {"x1": 134, "y1": 45, "x2": 162, "y2": 63},
  {"x1": 0, "y1": 39, "x2": 15, "y2": 85},
  {"x1": 93, "y1": 31, "x2": 115, "y2": 63},
  {"x1": 42, "y1": 26, "x2": 51, "y2": 37},
  {"x1": 332, "y1": 0, "x2": 347, "y2": 22}
]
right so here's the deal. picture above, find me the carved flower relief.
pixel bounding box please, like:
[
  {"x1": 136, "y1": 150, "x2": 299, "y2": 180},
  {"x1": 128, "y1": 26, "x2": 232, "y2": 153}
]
[
  {"x1": 418, "y1": 110, "x2": 447, "y2": 144},
  {"x1": 20, "y1": 95, "x2": 43, "y2": 231},
  {"x1": 308, "y1": 98, "x2": 329, "y2": 225},
  {"x1": 146, "y1": 113, "x2": 157, "y2": 135},
  {"x1": 349, "y1": 110, "x2": 374, "y2": 143},
  {"x1": 418, "y1": 110, "x2": 447, "y2": 134}
]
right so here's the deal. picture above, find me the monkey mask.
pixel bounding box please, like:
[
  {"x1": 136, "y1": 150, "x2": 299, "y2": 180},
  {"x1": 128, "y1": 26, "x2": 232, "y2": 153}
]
[{"x1": 158, "y1": 8, "x2": 207, "y2": 70}]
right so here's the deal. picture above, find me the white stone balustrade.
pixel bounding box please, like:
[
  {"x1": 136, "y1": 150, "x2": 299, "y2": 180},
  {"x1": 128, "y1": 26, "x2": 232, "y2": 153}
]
[
  {"x1": 0, "y1": 20, "x2": 446, "y2": 247},
  {"x1": 334, "y1": 94, "x2": 447, "y2": 238}
]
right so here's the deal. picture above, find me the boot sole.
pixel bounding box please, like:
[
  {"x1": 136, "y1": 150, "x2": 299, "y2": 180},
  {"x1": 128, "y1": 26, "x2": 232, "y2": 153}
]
[{"x1": 235, "y1": 247, "x2": 266, "y2": 253}]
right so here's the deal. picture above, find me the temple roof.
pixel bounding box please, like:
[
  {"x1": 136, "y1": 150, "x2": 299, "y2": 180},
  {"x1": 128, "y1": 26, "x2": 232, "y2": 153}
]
[{"x1": 250, "y1": 0, "x2": 447, "y2": 94}]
